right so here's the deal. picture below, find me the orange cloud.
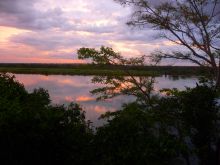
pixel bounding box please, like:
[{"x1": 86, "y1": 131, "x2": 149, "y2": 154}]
[{"x1": 76, "y1": 96, "x2": 94, "y2": 102}]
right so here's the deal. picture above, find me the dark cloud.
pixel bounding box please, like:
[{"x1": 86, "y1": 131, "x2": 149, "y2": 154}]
[
  {"x1": 0, "y1": 0, "x2": 130, "y2": 34},
  {"x1": 0, "y1": 0, "x2": 36, "y2": 13},
  {"x1": 0, "y1": 0, "x2": 73, "y2": 30},
  {"x1": 0, "y1": 0, "x2": 39, "y2": 29}
]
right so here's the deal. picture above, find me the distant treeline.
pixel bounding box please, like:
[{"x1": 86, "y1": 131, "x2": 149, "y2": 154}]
[{"x1": 0, "y1": 63, "x2": 212, "y2": 76}]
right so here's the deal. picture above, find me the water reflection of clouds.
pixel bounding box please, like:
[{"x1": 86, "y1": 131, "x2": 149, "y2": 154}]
[
  {"x1": 13, "y1": 74, "x2": 49, "y2": 86},
  {"x1": 76, "y1": 96, "x2": 95, "y2": 102},
  {"x1": 13, "y1": 74, "x2": 198, "y2": 126},
  {"x1": 13, "y1": 74, "x2": 125, "y2": 126},
  {"x1": 65, "y1": 96, "x2": 74, "y2": 102}
]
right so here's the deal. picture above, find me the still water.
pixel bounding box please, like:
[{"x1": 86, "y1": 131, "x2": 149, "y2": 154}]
[{"x1": 13, "y1": 74, "x2": 198, "y2": 126}]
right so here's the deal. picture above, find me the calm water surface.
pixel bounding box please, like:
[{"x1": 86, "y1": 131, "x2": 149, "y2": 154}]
[{"x1": 13, "y1": 74, "x2": 198, "y2": 126}]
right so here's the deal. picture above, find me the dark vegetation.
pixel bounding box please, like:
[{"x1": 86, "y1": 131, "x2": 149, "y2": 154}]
[
  {"x1": 0, "y1": 63, "x2": 210, "y2": 76},
  {"x1": 0, "y1": 73, "x2": 219, "y2": 165},
  {"x1": 0, "y1": 73, "x2": 93, "y2": 165}
]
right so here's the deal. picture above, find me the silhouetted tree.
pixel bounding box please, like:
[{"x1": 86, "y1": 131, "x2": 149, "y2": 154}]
[
  {"x1": 114, "y1": 0, "x2": 220, "y2": 87},
  {"x1": 78, "y1": 46, "x2": 157, "y2": 105}
]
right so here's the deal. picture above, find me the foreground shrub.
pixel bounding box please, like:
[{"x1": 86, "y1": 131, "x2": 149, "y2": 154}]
[
  {"x1": 95, "y1": 85, "x2": 220, "y2": 165},
  {"x1": 0, "y1": 74, "x2": 93, "y2": 165}
]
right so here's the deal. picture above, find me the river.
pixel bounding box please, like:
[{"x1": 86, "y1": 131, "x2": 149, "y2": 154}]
[{"x1": 13, "y1": 74, "x2": 198, "y2": 126}]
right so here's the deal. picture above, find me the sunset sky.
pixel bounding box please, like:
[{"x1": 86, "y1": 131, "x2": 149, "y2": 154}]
[{"x1": 0, "y1": 0, "x2": 177, "y2": 63}]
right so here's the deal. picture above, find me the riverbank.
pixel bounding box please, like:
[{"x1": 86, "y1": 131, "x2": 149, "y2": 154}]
[{"x1": 0, "y1": 64, "x2": 210, "y2": 76}]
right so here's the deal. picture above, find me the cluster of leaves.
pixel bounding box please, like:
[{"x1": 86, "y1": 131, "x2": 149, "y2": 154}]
[
  {"x1": 94, "y1": 102, "x2": 183, "y2": 165},
  {"x1": 0, "y1": 73, "x2": 93, "y2": 165},
  {"x1": 96, "y1": 85, "x2": 220, "y2": 165}
]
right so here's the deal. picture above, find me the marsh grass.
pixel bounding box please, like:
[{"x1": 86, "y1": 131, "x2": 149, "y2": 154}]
[{"x1": 0, "y1": 64, "x2": 210, "y2": 76}]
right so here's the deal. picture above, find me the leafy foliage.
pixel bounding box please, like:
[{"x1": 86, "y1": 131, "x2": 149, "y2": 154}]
[
  {"x1": 95, "y1": 85, "x2": 220, "y2": 165},
  {"x1": 94, "y1": 103, "x2": 183, "y2": 165},
  {"x1": 0, "y1": 73, "x2": 93, "y2": 165}
]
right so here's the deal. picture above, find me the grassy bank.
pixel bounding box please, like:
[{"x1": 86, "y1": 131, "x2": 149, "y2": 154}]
[{"x1": 0, "y1": 63, "x2": 210, "y2": 76}]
